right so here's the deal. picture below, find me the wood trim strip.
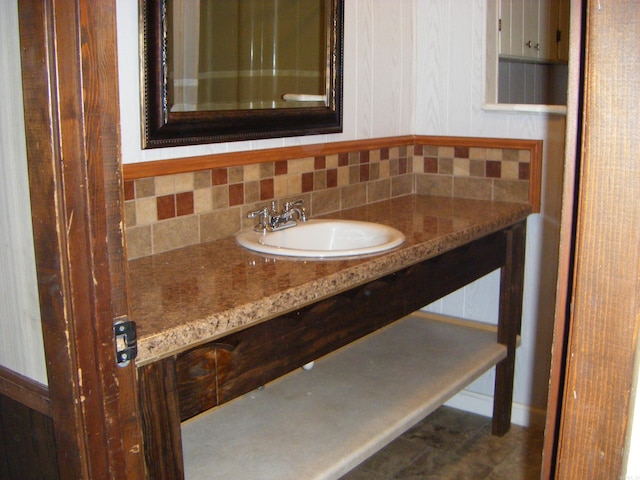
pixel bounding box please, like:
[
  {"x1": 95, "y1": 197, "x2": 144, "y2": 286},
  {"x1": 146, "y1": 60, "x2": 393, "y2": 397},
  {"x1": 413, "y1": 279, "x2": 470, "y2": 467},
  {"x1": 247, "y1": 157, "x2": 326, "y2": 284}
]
[
  {"x1": 122, "y1": 135, "x2": 542, "y2": 212},
  {"x1": 0, "y1": 364, "x2": 50, "y2": 417}
]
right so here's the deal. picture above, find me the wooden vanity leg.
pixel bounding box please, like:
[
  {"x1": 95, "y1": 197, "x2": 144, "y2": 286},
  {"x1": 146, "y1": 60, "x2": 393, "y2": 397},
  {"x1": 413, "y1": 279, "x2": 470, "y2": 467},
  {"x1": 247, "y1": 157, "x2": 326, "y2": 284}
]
[
  {"x1": 492, "y1": 220, "x2": 527, "y2": 436},
  {"x1": 137, "y1": 357, "x2": 185, "y2": 479}
]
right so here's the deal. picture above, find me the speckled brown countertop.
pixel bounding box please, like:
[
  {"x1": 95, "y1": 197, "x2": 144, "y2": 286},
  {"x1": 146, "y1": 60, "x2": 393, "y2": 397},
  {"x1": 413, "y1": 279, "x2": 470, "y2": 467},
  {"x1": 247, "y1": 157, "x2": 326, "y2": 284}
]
[{"x1": 128, "y1": 195, "x2": 531, "y2": 365}]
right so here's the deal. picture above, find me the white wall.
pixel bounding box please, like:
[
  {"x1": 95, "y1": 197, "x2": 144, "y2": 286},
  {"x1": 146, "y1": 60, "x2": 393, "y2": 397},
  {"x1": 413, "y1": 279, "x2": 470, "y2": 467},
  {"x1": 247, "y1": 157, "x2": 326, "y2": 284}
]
[
  {"x1": 0, "y1": 0, "x2": 48, "y2": 384},
  {"x1": 116, "y1": 0, "x2": 563, "y2": 426},
  {"x1": 416, "y1": 0, "x2": 565, "y2": 426}
]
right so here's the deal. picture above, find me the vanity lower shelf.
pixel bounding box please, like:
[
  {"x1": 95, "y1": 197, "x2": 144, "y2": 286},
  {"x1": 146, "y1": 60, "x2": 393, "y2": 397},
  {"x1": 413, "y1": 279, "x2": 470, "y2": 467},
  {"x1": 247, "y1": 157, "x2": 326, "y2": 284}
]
[{"x1": 181, "y1": 312, "x2": 508, "y2": 480}]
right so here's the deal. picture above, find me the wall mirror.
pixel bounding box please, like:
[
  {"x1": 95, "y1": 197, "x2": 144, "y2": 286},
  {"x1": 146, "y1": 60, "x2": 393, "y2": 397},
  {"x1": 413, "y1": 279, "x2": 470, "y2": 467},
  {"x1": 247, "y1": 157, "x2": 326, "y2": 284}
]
[{"x1": 140, "y1": 0, "x2": 344, "y2": 148}]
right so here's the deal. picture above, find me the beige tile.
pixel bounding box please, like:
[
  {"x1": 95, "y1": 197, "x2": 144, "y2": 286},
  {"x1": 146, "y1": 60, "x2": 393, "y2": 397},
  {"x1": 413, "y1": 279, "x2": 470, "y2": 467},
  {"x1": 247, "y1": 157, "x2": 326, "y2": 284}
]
[
  {"x1": 124, "y1": 200, "x2": 136, "y2": 227},
  {"x1": 518, "y1": 149, "x2": 531, "y2": 162},
  {"x1": 244, "y1": 180, "x2": 260, "y2": 204},
  {"x1": 413, "y1": 156, "x2": 424, "y2": 174},
  {"x1": 125, "y1": 225, "x2": 152, "y2": 260},
  {"x1": 493, "y1": 179, "x2": 529, "y2": 204},
  {"x1": 273, "y1": 175, "x2": 289, "y2": 198},
  {"x1": 211, "y1": 185, "x2": 229, "y2": 210},
  {"x1": 326, "y1": 154, "x2": 339, "y2": 169},
  {"x1": 194, "y1": 170, "x2": 212, "y2": 189},
  {"x1": 485, "y1": 148, "x2": 503, "y2": 161},
  {"x1": 367, "y1": 179, "x2": 391, "y2": 203},
  {"x1": 369, "y1": 149, "x2": 381, "y2": 163},
  {"x1": 200, "y1": 208, "x2": 242, "y2": 242},
  {"x1": 288, "y1": 157, "x2": 314, "y2": 174},
  {"x1": 438, "y1": 146, "x2": 454, "y2": 158},
  {"x1": 422, "y1": 145, "x2": 438, "y2": 156},
  {"x1": 287, "y1": 174, "x2": 302, "y2": 195},
  {"x1": 337, "y1": 166, "x2": 350, "y2": 186},
  {"x1": 379, "y1": 160, "x2": 390, "y2": 179},
  {"x1": 469, "y1": 147, "x2": 486, "y2": 160},
  {"x1": 311, "y1": 188, "x2": 341, "y2": 216},
  {"x1": 243, "y1": 163, "x2": 261, "y2": 182},
  {"x1": 174, "y1": 172, "x2": 194, "y2": 192},
  {"x1": 152, "y1": 216, "x2": 199, "y2": 254},
  {"x1": 228, "y1": 166, "x2": 244, "y2": 183},
  {"x1": 135, "y1": 177, "x2": 155, "y2": 198},
  {"x1": 501, "y1": 161, "x2": 520, "y2": 180},
  {"x1": 391, "y1": 174, "x2": 413, "y2": 197},
  {"x1": 155, "y1": 174, "x2": 175, "y2": 195},
  {"x1": 415, "y1": 174, "x2": 453, "y2": 197},
  {"x1": 453, "y1": 158, "x2": 470, "y2": 177},
  {"x1": 135, "y1": 197, "x2": 158, "y2": 225},
  {"x1": 194, "y1": 188, "x2": 213, "y2": 213},
  {"x1": 259, "y1": 162, "x2": 275, "y2": 178},
  {"x1": 453, "y1": 177, "x2": 492, "y2": 200},
  {"x1": 341, "y1": 184, "x2": 366, "y2": 209}
]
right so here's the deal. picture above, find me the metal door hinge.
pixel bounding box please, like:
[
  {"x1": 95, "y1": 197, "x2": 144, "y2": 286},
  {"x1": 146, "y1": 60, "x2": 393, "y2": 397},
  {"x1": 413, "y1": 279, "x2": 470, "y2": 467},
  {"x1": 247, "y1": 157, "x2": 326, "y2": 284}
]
[
  {"x1": 114, "y1": 317, "x2": 137, "y2": 367},
  {"x1": 498, "y1": 18, "x2": 502, "y2": 31},
  {"x1": 556, "y1": 29, "x2": 562, "y2": 43}
]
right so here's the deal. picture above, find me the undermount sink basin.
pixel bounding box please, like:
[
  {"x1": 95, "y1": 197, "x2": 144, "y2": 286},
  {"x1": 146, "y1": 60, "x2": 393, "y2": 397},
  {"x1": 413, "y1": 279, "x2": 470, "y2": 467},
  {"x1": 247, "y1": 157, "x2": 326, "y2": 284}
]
[{"x1": 236, "y1": 219, "x2": 405, "y2": 258}]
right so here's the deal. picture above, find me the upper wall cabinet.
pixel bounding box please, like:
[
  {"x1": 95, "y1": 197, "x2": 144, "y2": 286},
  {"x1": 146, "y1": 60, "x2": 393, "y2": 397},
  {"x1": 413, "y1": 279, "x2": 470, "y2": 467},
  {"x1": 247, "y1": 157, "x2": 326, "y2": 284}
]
[{"x1": 499, "y1": 0, "x2": 570, "y2": 63}]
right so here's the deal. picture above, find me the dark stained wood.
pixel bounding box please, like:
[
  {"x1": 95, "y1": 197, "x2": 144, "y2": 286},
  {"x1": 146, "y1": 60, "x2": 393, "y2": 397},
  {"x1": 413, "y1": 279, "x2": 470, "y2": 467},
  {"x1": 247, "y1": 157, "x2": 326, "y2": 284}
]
[
  {"x1": 0, "y1": 392, "x2": 59, "y2": 480},
  {"x1": 18, "y1": 0, "x2": 145, "y2": 478},
  {"x1": 137, "y1": 358, "x2": 185, "y2": 480},
  {"x1": 552, "y1": 1, "x2": 640, "y2": 478},
  {"x1": 492, "y1": 220, "x2": 526, "y2": 436}
]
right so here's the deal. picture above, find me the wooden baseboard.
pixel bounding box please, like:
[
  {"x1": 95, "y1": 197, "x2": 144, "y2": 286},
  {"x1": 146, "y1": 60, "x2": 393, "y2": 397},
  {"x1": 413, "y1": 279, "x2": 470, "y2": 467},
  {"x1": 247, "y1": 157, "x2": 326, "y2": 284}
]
[{"x1": 0, "y1": 364, "x2": 50, "y2": 416}]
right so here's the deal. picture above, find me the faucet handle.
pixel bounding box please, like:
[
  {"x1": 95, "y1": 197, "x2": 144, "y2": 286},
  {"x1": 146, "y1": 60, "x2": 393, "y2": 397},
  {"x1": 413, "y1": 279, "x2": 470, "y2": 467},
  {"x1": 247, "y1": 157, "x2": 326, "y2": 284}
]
[
  {"x1": 283, "y1": 199, "x2": 304, "y2": 211},
  {"x1": 247, "y1": 206, "x2": 270, "y2": 231}
]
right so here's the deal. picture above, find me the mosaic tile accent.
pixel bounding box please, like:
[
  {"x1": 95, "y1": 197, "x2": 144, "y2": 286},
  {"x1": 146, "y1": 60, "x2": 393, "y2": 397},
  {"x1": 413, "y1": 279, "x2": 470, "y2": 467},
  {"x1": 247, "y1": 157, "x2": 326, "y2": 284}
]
[{"x1": 124, "y1": 143, "x2": 531, "y2": 259}]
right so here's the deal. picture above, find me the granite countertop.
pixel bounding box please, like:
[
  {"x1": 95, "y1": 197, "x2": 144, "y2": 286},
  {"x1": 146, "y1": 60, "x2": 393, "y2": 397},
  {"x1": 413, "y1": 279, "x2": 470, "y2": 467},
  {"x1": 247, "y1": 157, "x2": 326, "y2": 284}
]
[{"x1": 128, "y1": 195, "x2": 531, "y2": 365}]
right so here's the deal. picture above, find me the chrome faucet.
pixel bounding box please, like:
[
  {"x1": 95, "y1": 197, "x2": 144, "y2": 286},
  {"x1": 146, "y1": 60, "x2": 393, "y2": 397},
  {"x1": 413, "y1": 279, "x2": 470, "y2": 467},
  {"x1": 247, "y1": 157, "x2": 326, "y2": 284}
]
[{"x1": 247, "y1": 200, "x2": 307, "y2": 232}]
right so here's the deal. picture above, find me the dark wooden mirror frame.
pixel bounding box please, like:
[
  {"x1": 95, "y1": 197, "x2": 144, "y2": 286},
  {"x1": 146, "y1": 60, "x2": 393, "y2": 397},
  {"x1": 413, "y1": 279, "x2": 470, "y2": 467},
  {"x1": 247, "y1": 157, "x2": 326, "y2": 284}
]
[{"x1": 140, "y1": 0, "x2": 344, "y2": 149}]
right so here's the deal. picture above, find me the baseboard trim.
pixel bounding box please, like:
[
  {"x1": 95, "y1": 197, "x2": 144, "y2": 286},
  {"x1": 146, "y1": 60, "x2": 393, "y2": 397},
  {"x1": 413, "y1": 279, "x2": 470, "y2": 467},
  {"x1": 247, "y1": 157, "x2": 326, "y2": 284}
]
[
  {"x1": 445, "y1": 389, "x2": 546, "y2": 429},
  {"x1": 0, "y1": 364, "x2": 50, "y2": 416}
]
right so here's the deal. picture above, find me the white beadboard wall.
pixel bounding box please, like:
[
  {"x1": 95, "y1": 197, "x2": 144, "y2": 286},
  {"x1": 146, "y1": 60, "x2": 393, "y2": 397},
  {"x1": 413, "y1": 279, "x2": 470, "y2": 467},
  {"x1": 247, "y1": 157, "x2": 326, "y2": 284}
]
[
  {"x1": 0, "y1": 0, "x2": 48, "y2": 385},
  {"x1": 116, "y1": 0, "x2": 563, "y2": 426},
  {"x1": 416, "y1": 0, "x2": 564, "y2": 427}
]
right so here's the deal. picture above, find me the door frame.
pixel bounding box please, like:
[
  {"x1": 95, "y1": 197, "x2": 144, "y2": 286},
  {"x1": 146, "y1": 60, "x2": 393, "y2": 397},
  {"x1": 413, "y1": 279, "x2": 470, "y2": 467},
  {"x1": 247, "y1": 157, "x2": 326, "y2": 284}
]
[
  {"x1": 542, "y1": 0, "x2": 640, "y2": 477},
  {"x1": 18, "y1": 0, "x2": 145, "y2": 477}
]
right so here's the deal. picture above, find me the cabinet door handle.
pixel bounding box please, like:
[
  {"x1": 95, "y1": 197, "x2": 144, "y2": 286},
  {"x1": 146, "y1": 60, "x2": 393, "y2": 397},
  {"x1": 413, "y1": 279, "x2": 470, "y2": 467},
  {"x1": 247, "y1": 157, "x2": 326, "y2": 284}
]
[{"x1": 525, "y1": 40, "x2": 532, "y2": 48}]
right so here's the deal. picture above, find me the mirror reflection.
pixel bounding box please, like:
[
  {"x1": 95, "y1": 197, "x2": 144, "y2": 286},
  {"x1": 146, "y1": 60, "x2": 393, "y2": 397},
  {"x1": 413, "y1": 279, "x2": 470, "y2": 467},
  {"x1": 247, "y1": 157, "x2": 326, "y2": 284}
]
[{"x1": 168, "y1": 0, "x2": 330, "y2": 112}]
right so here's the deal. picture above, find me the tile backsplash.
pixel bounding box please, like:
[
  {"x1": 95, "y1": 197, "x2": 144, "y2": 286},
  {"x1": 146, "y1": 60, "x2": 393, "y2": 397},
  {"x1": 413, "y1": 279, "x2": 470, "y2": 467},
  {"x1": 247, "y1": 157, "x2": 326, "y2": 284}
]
[{"x1": 124, "y1": 142, "x2": 531, "y2": 259}]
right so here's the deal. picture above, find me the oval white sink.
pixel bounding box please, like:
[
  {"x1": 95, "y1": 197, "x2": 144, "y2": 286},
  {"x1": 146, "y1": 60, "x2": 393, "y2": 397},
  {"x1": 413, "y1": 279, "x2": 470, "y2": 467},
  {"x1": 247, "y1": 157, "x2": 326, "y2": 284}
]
[{"x1": 236, "y1": 219, "x2": 405, "y2": 258}]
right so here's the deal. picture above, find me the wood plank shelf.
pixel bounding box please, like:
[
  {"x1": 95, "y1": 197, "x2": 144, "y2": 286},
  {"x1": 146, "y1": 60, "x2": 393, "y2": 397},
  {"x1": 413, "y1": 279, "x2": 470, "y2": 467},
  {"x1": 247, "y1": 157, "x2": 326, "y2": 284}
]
[{"x1": 181, "y1": 312, "x2": 508, "y2": 480}]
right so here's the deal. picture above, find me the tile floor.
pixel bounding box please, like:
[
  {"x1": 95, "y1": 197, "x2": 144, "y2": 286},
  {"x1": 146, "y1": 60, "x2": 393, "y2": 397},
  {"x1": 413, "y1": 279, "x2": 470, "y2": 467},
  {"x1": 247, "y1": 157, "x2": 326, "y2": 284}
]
[{"x1": 339, "y1": 406, "x2": 544, "y2": 480}]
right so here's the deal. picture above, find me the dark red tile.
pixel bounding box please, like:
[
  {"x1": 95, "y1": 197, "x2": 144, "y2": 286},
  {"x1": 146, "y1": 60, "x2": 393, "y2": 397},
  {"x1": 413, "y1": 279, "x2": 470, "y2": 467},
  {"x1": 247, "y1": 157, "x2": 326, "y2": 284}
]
[
  {"x1": 338, "y1": 153, "x2": 349, "y2": 167},
  {"x1": 454, "y1": 146, "x2": 470, "y2": 158},
  {"x1": 229, "y1": 183, "x2": 244, "y2": 206},
  {"x1": 260, "y1": 178, "x2": 274, "y2": 200},
  {"x1": 212, "y1": 168, "x2": 228, "y2": 185},
  {"x1": 327, "y1": 168, "x2": 338, "y2": 188},
  {"x1": 156, "y1": 194, "x2": 175, "y2": 220},
  {"x1": 302, "y1": 172, "x2": 314, "y2": 192},
  {"x1": 519, "y1": 162, "x2": 530, "y2": 180},
  {"x1": 275, "y1": 160, "x2": 288, "y2": 175},
  {"x1": 399, "y1": 158, "x2": 407, "y2": 175},
  {"x1": 360, "y1": 150, "x2": 370, "y2": 163},
  {"x1": 124, "y1": 180, "x2": 135, "y2": 200},
  {"x1": 414, "y1": 145, "x2": 423, "y2": 156},
  {"x1": 176, "y1": 192, "x2": 194, "y2": 216},
  {"x1": 486, "y1": 161, "x2": 502, "y2": 178},
  {"x1": 424, "y1": 157, "x2": 438, "y2": 174},
  {"x1": 380, "y1": 148, "x2": 390, "y2": 160},
  {"x1": 314, "y1": 156, "x2": 326, "y2": 170},
  {"x1": 360, "y1": 164, "x2": 370, "y2": 182}
]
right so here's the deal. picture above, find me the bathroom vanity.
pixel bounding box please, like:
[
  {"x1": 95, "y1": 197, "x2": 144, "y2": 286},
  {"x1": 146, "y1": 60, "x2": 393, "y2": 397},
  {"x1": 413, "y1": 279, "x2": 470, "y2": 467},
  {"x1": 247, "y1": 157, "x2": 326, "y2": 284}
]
[{"x1": 129, "y1": 195, "x2": 530, "y2": 479}]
